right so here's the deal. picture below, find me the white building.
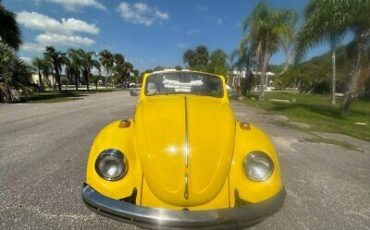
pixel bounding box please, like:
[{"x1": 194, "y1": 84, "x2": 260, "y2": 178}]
[
  {"x1": 31, "y1": 73, "x2": 56, "y2": 87},
  {"x1": 229, "y1": 70, "x2": 275, "y2": 87}
]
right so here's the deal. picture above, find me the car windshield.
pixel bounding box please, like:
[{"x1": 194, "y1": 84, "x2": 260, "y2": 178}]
[{"x1": 145, "y1": 72, "x2": 223, "y2": 97}]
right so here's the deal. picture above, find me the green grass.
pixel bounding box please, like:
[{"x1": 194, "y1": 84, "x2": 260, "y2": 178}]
[
  {"x1": 245, "y1": 92, "x2": 370, "y2": 141},
  {"x1": 27, "y1": 89, "x2": 117, "y2": 103}
]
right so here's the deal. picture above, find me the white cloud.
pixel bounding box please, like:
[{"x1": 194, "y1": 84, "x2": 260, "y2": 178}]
[
  {"x1": 20, "y1": 56, "x2": 32, "y2": 64},
  {"x1": 17, "y1": 11, "x2": 100, "y2": 53},
  {"x1": 18, "y1": 11, "x2": 98, "y2": 53},
  {"x1": 154, "y1": 9, "x2": 169, "y2": 20},
  {"x1": 117, "y1": 2, "x2": 169, "y2": 26},
  {"x1": 62, "y1": 18, "x2": 99, "y2": 34},
  {"x1": 36, "y1": 33, "x2": 96, "y2": 47},
  {"x1": 35, "y1": 0, "x2": 106, "y2": 11},
  {"x1": 20, "y1": 42, "x2": 45, "y2": 53},
  {"x1": 217, "y1": 18, "x2": 223, "y2": 25},
  {"x1": 187, "y1": 29, "x2": 200, "y2": 35},
  {"x1": 135, "y1": 2, "x2": 148, "y2": 12},
  {"x1": 17, "y1": 11, "x2": 99, "y2": 35},
  {"x1": 17, "y1": 11, "x2": 60, "y2": 32}
]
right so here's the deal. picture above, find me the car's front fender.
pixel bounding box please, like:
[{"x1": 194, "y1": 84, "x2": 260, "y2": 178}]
[
  {"x1": 229, "y1": 122, "x2": 283, "y2": 205},
  {"x1": 85, "y1": 119, "x2": 141, "y2": 200}
]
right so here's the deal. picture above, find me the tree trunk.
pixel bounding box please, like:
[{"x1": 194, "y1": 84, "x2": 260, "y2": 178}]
[
  {"x1": 85, "y1": 71, "x2": 89, "y2": 91},
  {"x1": 55, "y1": 67, "x2": 61, "y2": 92},
  {"x1": 57, "y1": 76, "x2": 61, "y2": 92},
  {"x1": 245, "y1": 54, "x2": 252, "y2": 95},
  {"x1": 68, "y1": 74, "x2": 73, "y2": 86},
  {"x1": 277, "y1": 41, "x2": 293, "y2": 76},
  {"x1": 259, "y1": 50, "x2": 270, "y2": 100},
  {"x1": 52, "y1": 76, "x2": 56, "y2": 89},
  {"x1": 255, "y1": 42, "x2": 262, "y2": 100},
  {"x1": 331, "y1": 41, "x2": 336, "y2": 105},
  {"x1": 37, "y1": 70, "x2": 44, "y2": 92},
  {"x1": 4, "y1": 85, "x2": 15, "y2": 103},
  {"x1": 340, "y1": 30, "x2": 369, "y2": 116},
  {"x1": 56, "y1": 72, "x2": 61, "y2": 92},
  {"x1": 243, "y1": 68, "x2": 248, "y2": 96},
  {"x1": 258, "y1": 35, "x2": 270, "y2": 101},
  {"x1": 75, "y1": 73, "x2": 79, "y2": 91}
]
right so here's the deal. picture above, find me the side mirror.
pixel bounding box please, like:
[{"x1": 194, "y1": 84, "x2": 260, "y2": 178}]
[{"x1": 130, "y1": 88, "x2": 140, "y2": 96}]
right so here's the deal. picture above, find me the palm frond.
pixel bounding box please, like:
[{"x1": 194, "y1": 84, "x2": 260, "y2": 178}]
[{"x1": 0, "y1": 5, "x2": 22, "y2": 50}]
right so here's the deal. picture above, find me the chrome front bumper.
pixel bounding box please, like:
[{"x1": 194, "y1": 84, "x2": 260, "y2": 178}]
[{"x1": 82, "y1": 184, "x2": 285, "y2": 229}]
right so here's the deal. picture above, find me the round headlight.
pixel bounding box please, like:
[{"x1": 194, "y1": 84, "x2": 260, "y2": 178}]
[
  {"x1": 95, "y1": 149, "x2": 128, "y2": 181},
  {"x1": 244, "y1": 152, "x2": 274, "y2": 182}
]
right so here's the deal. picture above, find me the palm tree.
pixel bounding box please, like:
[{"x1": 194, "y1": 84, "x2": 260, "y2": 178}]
[
  {"x1": 296, "y1": 0, "x2": 370, "y2": 115},
  {"x1": 183, "y1": 49, "x2": 195, "y2": 68},
  {"x1": 208, "y1": 49, "x2": 229, "y2": 76},
  {"x1": 0, "y1": 43, "x2": 31, "y2": 102},
  {"x1": 66, "y1": 48, "x2": 81, "y2": 91},
  {"x1": 193, "y1": 46, "x2": 209, "y2": 71},
  {"x1": 0, "y1": 4, "x2": 22, "y2": 50},
  {"x1": 133, "y1": 69, "x2": 140, "y2": 84},
  {"x1": 329, "y1": 36, "x2": 339, "y2": 105},
  {"x1": 99, "y1": 50, "x2": 114, "y2": 88},
  {"x1": 77, "y1": 49, "x2": 100, "y2": 91},
  {"x1": 297, "y1": 0, "x2": 342, "y2": 105},
  {"x1": 183, "y1": 45, "x2": 209, "y2": 71},
  {"x1": 241, "y1": 2, "x2": 297, "y2": 100},
  {"x1": 44, "y1": 46, "x2": 65, "y2": 92},
  {"x1": 113, "y1": 53, "x2": 126, "y2": 87},
  {"x1": 31, "y1": 57, "x2": 45, "y2": 91},
  {"x1": 123, "y1": 62, "x2": 134, "y2": 83},
  {"x1": 114, "y1": 53, "x2": 125, "y2": 65},
  {"x1": 64, "y1": 58, "x2": 74, "y2": 87},
  {"x1": 93, "y1": 61, "x2": 101, "y2": 90},
  {"x1": 279, "y1": 26, "x2": 297, "y2": 76},
  {"x1": 40, "y1": 58, "x2": 52, "y2": 88},
  {"x1": 230, "y1": 45, "x2": 254, "y2": 96}
]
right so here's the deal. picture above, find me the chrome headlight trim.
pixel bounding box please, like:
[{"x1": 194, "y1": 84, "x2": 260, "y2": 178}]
[
  {"x1": 243, "y1": 151, "x2": 274, "y2": 182},
  {"x1": 95, "y1": 149, "x2": 128, "y2": 181}
]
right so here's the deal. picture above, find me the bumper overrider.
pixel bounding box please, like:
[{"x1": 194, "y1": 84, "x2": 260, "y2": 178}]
[{"x1": 82, "y1": 184, "x2": 285, "y2": 229}]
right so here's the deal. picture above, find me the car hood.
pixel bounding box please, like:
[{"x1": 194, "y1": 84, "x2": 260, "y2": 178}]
[{"x1": 135, "y1": 96, "x2": 235, "y2": 207}]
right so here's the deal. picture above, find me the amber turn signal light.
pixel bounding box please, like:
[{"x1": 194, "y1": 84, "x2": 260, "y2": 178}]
[
  {"x1": 240, "y1": 122, "x2": 251, "y2": 130},
  {"x1": 119, "y1": 119, "x2": 131, "y2": 128}
]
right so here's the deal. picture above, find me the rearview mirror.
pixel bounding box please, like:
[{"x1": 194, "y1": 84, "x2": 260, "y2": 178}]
[{"x1": 130, "y1": 88, "x2": 140, "y2": 96}]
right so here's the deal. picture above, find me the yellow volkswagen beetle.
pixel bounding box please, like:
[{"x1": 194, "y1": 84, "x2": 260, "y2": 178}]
[{"x1": 82, "y1": 70, "x2": 285, "y2": 229}]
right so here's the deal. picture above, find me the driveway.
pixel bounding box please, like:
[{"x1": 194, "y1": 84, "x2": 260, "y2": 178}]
[{"x1": 0, "y1": 91, "x2": 369, "y2": 229}]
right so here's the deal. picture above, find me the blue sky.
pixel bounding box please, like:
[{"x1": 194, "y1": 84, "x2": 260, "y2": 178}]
[{"x1": 4, "y1": 0, "x2": 340, "y2": 71}]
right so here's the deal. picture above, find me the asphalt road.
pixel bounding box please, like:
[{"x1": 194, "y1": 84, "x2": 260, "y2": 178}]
[{"x1": 0, "y1": 91, "x2": 369, "y2": 230}]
